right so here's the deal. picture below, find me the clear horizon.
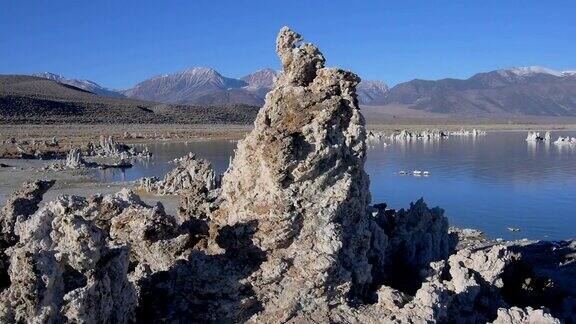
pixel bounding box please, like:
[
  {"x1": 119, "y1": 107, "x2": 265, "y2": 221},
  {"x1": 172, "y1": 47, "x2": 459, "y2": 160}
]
[{"x1": 1, "y1": 0, "x2": 575, "y2": 89}]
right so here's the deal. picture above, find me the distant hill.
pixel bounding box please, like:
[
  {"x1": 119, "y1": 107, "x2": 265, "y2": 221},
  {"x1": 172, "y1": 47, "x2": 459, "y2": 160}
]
[
  {"x1": 122, "y1": 67, "x2": 389, "y2": 106},
  {"x1": 0, "y1": 75, "x2": 258, "y2": 124},
  {"x1": 241, "y1": 68, "x2": 278, "y2": 88},
  {"x1": 22, "y1": 65, "x2": 576, "y2": 119},
  {"x1": 121, "y1": 67, "x2": 267, "y2": 106},
  {"x1": 356, "y1": 80, "x2": 389, "y2": 105},
  {"x1": 380, "y1": 66, "x2": 576, "y2": 117},
  {"x1": 32, "y1": 72, "x2": 124, "y2": 98}
]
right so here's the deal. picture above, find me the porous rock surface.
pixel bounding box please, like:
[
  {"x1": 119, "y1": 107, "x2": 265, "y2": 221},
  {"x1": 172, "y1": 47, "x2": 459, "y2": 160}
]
[
  {"x1": 492, "y1": 307, "x2": 560, "y2": 324},
  {"x1": 84, "y1": 135, "x2": 151, "y2": 159},
  {"x1": 139, "y1": 152, "x2": 216, "y2": 196},
  {"x1": 65, "y1": 148, "x2": 87, "y2": 169},
  {"x1": 94, "y1": 135, "x2": 130, "y2": 157},
  {"x1": 0, "y1": 27, "x2": 574, "y2": 323},
  {"x1": 0, "y1": 180, "x2": 56, "y2": 293},
  {"x1": 0, "y1": 180, "x2": 55, "y2": 246},
  {"x1": 0, "y1": 190, "x2": 140, "y2": 323},
  {"x1": 211, "y1": 26, "x2": 374, "y2": 321},
  {"x1": 368, "y1": 198, "x2": 452, "y2": 294},
  {"x1": 139, "y1": 152, "x2": 220, "y2": 224}
]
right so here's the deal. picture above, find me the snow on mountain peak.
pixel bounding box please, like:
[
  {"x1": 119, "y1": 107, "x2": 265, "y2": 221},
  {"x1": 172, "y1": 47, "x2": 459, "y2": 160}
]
[
  {"x1": 34, "y1": 72, "x2": 65, "y2": 80},
  {"x1": 356, "y1": 80, "x2": 389, "y2": 105},
  {"x1": 183, "y1": 67, "x2": 221, "y2": 76},
  {"x1": 31, "y1": 72, "x2": 121, "y2": 97},
  {"x1": 358, "y1": 80, "x2": 389, "y2": 91},
  {"x1": 498, "y1": 66, "x2": 563, "y2": 77},
  {"x1": 33, "y1": 72, "x2": 103, "y2": 88}
]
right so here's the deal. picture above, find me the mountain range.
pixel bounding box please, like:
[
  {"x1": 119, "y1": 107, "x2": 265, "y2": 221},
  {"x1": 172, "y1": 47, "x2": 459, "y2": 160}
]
[
  {"x1": 121, "y1": 67, "x2": 272, "y2": 106},
  {"x1": 20, "y1": 65, "x2": 576, "y2": 118},
  {"x1": 32, "y1": 72, "x2": 124, "y2": 98},
  {"x1": 120, "y1": 67, "x2": 391, "y2": 106},
  {"x1": 380, "y1": 66, "x2": 576, "y2": 116},
  {"x1": 29, "y1": 68, "x2": 390, "y2": 107}
]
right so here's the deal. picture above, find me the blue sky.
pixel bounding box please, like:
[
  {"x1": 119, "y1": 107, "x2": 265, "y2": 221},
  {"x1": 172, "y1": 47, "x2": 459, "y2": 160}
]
[{"x1": 1, "y1": 0, "x2": 574, "y2": 89}]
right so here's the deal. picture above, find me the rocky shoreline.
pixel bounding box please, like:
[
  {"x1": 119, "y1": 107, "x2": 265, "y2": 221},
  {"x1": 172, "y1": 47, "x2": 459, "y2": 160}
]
[
  {"x1": 2, "y1": 123, "x2": 576, "y2": 161},
  {"x1": 0, "y1": 27, "x2": 574, "y2": 323}
]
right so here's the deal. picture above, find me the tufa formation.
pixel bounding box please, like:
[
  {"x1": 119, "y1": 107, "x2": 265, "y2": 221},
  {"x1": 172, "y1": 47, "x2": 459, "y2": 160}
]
[{"x1": 0, "y1": 27, "x2": 574, "y2": 323}]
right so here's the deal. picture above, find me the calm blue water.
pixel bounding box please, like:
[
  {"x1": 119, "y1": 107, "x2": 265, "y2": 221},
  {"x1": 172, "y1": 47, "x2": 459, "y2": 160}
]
[{"x1": 94, "y1": 132, "x2": 576, "y2": 241}]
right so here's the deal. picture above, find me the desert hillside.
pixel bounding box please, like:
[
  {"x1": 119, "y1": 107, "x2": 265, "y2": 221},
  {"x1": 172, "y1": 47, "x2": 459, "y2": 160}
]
[{"x1": 0, "y1": 75, "x2": 259, "y2": 124}]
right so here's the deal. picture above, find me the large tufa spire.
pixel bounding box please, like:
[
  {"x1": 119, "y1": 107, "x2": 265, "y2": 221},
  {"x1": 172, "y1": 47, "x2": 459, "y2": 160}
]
[
  {"x1": 212, "y1": 26, "x2": 370, "y2": 321},
  {"x1": 275, "y1": 26, "x2": 326, "y2": 86}
]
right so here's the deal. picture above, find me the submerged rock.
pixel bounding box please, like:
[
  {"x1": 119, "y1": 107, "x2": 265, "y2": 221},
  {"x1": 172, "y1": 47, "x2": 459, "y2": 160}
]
[
  {"x1": 389, "y1": 129, "x2": 448, "y2": 141},
  {"x1": 554, "y1": 136, "x2": 576, "y2": 146},
  {"x1": 44, "y1": 148, "x2": 133, "y2": 171},
  {"x1": 526, "y1": 131, "x2": 552, "y2": 142},
  {"x1": 449, "y1": 128, "x2": 487, "y2": 136},
  {"x1": 526, "y1": 132, "x2": 543, "y2": 142},
  {"x1": 380, "y1": 128, "x2": 485, "y2": 142}
]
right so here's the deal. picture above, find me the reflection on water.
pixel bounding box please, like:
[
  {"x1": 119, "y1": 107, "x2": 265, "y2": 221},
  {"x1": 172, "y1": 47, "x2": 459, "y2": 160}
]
[{"x1": 93, "y1": 132, "x2": 576, "y2": 241}]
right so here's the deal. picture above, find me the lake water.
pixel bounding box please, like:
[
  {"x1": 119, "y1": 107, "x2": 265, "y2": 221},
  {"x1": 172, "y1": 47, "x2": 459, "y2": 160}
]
[{"x1": 94, "y1": 131, "x2": 576, "y2": 241}]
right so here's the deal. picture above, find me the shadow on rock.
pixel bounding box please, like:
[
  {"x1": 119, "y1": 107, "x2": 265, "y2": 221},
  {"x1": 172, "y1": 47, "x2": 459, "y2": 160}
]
[
  {"x1": 136, "y1": 220, "x2": 266, "y2": 323},
  {"x1": 363, "y1": 199, "x2": 453, "y2": 302},
  {"x1": 501, "y1": 241, "x2": 576, "y2": 321}
]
